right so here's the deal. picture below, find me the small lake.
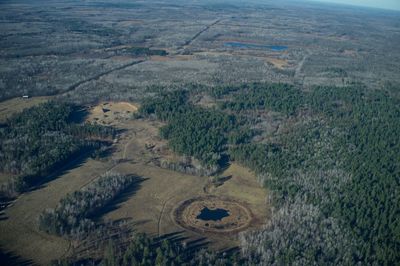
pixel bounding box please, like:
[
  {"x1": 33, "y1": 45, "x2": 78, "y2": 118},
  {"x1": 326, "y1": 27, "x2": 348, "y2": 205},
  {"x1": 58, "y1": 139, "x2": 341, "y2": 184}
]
[
  {"x1": 224, "y1": 42, "x2": 288, "y2": 51},
  {"x1": 196, "y1": 207, "x2": 230, "y2": 221}
]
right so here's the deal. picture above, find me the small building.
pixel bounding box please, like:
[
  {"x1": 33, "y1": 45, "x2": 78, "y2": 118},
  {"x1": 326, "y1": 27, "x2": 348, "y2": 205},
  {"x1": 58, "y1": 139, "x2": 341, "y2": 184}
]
[{"x1": 22, "y1": 95, "x2": 29, "y2": 99}]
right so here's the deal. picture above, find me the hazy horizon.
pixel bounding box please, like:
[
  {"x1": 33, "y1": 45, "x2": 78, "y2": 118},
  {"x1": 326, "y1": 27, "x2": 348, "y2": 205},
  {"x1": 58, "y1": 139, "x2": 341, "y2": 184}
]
[{"x1": 308, "y1": 0, "x2": 400, "y2": 11}]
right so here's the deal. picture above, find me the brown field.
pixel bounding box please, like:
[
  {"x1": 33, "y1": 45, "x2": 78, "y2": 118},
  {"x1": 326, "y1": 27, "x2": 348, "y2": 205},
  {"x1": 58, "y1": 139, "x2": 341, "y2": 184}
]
[
  {"x1": 88, "y1": 102, "x2": 268, "y2": 248},
  {"x1": 110, "y1": 55, "x2": 138, "y2": 61},
  {"x1": 0, "y1": 102, "x2": 268, "y2": 263},
  {"x1": 104, "y1": 161, "x2": 268, "y2": 250},
  {"x1": 150, "y1": 55, "x2": 195, "y2": 62},
  {"x1": 103, "y1": 45, "x2": 134, "y2": 52},
  {"x1": 194, "y1": 51, "x2": 288, "y2": 69},
  {"x1": 0, "y1": 159, "x2": 115, "y2": 264},
  {"x1": 0, "y1": 173, "x2": 16, "y2": 184},
  {"x1": 265, "y1": 57, "x2": 289, "y2": 69},
  {"x1": 150, "y1": 55, "x2": 173, "y2": 62},
  {"x1": 0, "y1": 96, "x2": 51, "y2": 122},
  {"x1": 87, "y1": 101, "x2": 139, "y2": 126}
]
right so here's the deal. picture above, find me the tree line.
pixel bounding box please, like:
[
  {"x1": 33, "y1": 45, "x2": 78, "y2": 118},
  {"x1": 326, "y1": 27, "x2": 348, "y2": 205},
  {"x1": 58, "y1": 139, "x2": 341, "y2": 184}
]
[
  {"x1": 54, "y1": 232, "x2": 239, "y2": 266},
  {"x1": 0, "y1": 101, "x2": 115, "y2": 196},
  {"x1": 218, "y1": 83, "x2": 304, "y2": 115},
  {"x1": 39, "y1": 171, "x2": 138, "y2": 238},
  {"x1": 138, "y1": 90, "x2": 249, "y2": 167}
]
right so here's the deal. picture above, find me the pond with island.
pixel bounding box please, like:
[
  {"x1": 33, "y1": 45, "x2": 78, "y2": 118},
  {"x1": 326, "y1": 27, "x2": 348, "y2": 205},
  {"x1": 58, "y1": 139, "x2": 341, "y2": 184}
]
[{"x1": 174, "y1": 196, "x2": 252, "y2": 233}]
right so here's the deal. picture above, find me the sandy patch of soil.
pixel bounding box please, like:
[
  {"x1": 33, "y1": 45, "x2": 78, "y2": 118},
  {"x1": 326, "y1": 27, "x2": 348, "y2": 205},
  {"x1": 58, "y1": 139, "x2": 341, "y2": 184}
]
[
  {"x1": 86, "y1": 101, "x2": 138, "y2": 126},
  {"x1": 265, "y1": 57, "x2": 288, "y2": 69}
]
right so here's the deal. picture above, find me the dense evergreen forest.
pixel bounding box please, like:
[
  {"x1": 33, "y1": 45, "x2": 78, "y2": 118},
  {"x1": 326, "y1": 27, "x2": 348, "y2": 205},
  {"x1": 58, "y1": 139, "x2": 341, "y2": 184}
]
[
  {"x1": 217, "y1": 83, "x2": 304, "y2": 115},
  {"x1": 138, "y1": 91, "x2": 250, "y2": 167},
  {"x1": 138, "y1": 83, "x2": 400, "y2": 265},
  {"x1": 53, "y1": 232, "x2": 238, "y2": 266},
  {"x1": 0, "y1": 101, "x2": 115, "y2": 196},
  {"x1": 99, "y1": 233, "x2": 237, "y2": 266}
]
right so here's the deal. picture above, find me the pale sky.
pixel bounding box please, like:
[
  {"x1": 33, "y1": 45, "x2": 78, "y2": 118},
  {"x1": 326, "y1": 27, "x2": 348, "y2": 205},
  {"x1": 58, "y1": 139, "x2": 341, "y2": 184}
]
[{"x1": 310, "y1": 0, "x2": 400, "y2": 11}]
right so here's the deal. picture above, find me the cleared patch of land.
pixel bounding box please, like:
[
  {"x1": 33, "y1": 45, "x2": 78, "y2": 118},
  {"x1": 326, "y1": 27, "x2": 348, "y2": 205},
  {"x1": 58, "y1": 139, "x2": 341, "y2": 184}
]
[
  {"x1": 91, "y1": 102, "x2": 268, "y2": 249},
  {"x1": 0, "y1": 96, "x2": 50, "y2": 122},
  {"x1": 265, "y1": 57, "x2": 289, "y2": 69},
  {"x1": 87, "y1": 101, "x2": 139, "y2": 126},
  {"x1": 0, "y1": 173, "x2": 16, "y2": 185},
  {"x1": 0, "y1": 159, "x2": 114, "y2": 264},
  {"x1": 103, "y1": 162, "x2": 268, "y2": 250}
]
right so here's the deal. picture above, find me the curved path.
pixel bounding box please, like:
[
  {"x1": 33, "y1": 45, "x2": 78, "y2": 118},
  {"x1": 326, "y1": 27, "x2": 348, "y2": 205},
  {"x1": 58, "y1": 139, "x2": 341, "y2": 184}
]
[{"x1": 157, "y1": 196, "x2": 175, "y2": 237}]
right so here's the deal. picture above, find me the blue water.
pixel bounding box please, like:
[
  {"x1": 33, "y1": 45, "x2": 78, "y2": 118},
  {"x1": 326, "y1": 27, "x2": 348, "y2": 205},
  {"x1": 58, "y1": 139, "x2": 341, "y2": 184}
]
[
  {"x1": 224, "y1": 42, "x2": 288, "y2": 51},
  {"x1": 196, "y1": 207, "x2": 229, "y2": 221}
]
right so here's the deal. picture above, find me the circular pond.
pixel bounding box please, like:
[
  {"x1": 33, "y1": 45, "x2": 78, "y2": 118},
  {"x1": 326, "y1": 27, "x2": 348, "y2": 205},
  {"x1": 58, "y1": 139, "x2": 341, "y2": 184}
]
[
  {"x1": 196, "y1": 207, "x2": 230, "y2": 221},
  {"x1": 173, "y1": 195, "x2": 252, "y2": 234}
]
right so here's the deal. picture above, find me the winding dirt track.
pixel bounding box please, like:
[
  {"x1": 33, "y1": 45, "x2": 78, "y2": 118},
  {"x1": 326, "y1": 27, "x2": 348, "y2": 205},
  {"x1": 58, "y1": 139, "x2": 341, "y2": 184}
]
[{"x1": 157, "y1": 196, "x2": 175, "y2": 237}]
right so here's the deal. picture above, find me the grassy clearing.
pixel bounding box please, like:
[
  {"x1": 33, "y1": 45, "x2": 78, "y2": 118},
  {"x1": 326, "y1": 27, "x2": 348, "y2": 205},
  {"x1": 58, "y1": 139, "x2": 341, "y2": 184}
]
[
  {"x1": 92, "y1": 102, "x2": 268, "y2": 249},
  {"x1": 0, "y1": 96, "x2": 51, "y2": 123},
  {"x1": 0, "y1": 173, "x2": 16, "y2": 184},
  {"x1": 103, "y1": 161, "x2": 268, "y2": 250},
  {"x1": 0, "y1": 158, "x2": 113, "y2": 264},
  {"x1": 218, "y1": 163, "x2": 267, "y2": 207}
]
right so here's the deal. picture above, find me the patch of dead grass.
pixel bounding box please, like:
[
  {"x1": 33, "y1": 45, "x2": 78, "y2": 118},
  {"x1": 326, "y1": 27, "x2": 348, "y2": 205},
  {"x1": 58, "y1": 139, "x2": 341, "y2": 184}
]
[
  {"x1": 0, "y1": 96, "x2": 51, "y2": 123},
  {"x1": 86, "y1": 101, "x2": 139, "y2": 126},
  {"x1": 0, "y1": 159, "x2": 114, "y2": 264},
  {"x1": 265, "y1": 57, "x2": 288, "y2": 69}
]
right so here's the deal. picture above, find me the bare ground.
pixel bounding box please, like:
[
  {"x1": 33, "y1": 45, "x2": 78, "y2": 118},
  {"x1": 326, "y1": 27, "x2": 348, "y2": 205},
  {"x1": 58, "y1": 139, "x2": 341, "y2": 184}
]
[{"x1": 0, "y1": 96, "x2": 51, "y2": 123}]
